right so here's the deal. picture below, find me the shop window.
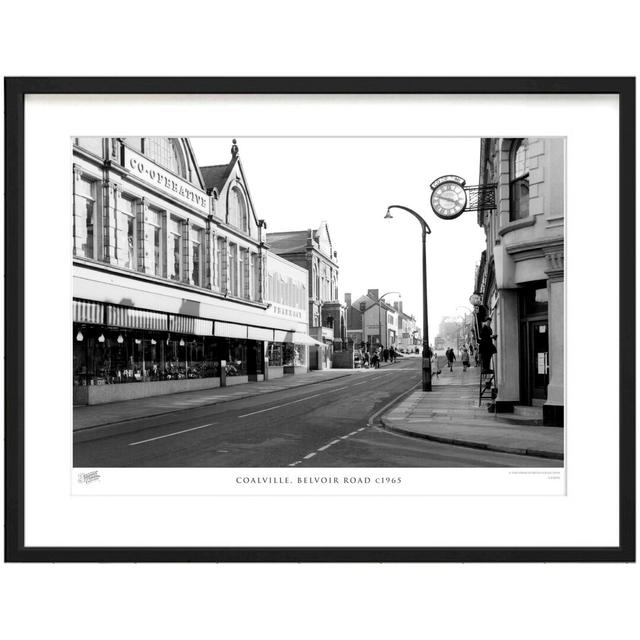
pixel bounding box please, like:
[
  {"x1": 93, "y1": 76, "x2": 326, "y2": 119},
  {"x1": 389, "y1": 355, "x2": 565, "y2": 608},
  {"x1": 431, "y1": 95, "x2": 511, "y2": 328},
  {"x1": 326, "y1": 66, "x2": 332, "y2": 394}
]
[
  {"x1": 283, "y1": 344, "x2": 306, "y2": 367},
  {"x1": 267, "y1": 342, "x2": 283, "y2": 367},
  {"x1": 73, "y1": 325, "x2": 222, "y2": 386},
  {"x1": 510, "y1": 139, "x2": 530, "y2": 221},
  {"x1": 191, "y1": 227, "x2": 203, "y2": 286},
  {"x1": 215, "y1": 237, "x2": 225, "y2": 290},
  {"x1": 226, "y1": 339, "x2": 247, "y2": 376},
  {"x1": 229, "y1": 243, "x2": 238, "y2": 295},
  {"x1": 250, "y1": 253, "x2": 259, "y2": 300},
  {"x1": 74, "y1": 175, "x2": 97, "y2": 259},
  {"x1": 238, "y1": 248, "x2": 246, "y2": 298},
  {"x1": 169, "y1": 217, "x2": 182, "y2": 281},
  {"x1": 148, "y1": 207, "x2": 165, "y2": 277},
  {"x1": 116, "y1": 195, "x2": 137, "y2": 269}
]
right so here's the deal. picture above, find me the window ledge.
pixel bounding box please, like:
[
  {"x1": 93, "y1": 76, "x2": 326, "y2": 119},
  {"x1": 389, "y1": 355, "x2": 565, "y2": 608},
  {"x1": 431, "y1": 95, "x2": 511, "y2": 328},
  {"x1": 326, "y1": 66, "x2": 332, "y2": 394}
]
[{"x1": 498, "y1": 216, "x2": 536, "y2": 236}]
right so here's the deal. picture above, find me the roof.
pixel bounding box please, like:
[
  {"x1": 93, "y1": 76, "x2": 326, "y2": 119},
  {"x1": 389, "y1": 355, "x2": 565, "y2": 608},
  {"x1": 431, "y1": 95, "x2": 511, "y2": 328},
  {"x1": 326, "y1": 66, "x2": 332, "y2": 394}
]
[
  {"x1": 266, "y1": 231, "x2": 309, "y2": 254},
  {"x1": 200, "y1": 161, "x2": 235, "y2": 193}
]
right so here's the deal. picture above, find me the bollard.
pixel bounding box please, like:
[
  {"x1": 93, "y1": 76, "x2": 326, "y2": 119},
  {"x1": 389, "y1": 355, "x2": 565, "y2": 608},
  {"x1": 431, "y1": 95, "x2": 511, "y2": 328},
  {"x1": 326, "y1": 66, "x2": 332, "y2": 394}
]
[{"x1": 220, "y1": 359, "x2": 226, "y2": 388}]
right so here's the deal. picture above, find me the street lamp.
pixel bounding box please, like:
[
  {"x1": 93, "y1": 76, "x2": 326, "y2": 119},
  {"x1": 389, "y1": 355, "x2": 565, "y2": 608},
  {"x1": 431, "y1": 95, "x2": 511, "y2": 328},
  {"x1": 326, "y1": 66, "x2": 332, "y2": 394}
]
[
  {"x1": 385, "y1": 205, "x2": 432, "y2": 391},
  {"x1": 376, "y1": 290, "x2": 401, "y2": 350}
]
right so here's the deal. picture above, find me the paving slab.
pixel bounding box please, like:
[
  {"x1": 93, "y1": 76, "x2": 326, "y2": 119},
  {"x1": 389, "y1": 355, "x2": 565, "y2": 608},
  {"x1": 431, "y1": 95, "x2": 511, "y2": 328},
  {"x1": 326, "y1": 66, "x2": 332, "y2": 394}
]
[{"x1": 380, "y1": 365, "x2": 564, "y2": 460}]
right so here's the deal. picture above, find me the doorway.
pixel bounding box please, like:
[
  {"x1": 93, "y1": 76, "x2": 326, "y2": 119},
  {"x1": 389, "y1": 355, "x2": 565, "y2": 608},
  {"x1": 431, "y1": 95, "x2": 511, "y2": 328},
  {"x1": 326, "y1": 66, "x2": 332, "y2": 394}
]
[{"x1": 519, "y1": 284, "x2": 549, "y2": 405}]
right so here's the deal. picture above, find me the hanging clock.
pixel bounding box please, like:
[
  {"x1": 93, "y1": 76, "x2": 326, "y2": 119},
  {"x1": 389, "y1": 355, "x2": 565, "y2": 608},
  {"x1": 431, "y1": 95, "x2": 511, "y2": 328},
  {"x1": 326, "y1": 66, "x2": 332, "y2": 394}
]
[{"x1": 430, "y1": 180, "x2": 467, "y2": 219}]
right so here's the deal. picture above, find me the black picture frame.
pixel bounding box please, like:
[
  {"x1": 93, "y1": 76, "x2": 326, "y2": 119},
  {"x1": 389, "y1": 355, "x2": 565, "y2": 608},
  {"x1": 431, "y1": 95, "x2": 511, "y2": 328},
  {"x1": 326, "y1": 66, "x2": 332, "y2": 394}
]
[{"x1": 4, "y1": 77, "x2": 635, "y2": 563}]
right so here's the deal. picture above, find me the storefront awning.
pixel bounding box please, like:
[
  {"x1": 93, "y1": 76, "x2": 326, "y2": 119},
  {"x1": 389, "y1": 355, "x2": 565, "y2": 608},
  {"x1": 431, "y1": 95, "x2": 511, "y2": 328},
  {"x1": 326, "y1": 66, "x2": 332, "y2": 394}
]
[
  {"x1": 106, "y1": 305, "x2": 168, "y2": 330},
  {"x1": 73, "y1": 299, "x2": 104, "y2": 324},
  {"x1": 169, "y1": 315, "x2": 213, "y2": 336},
  {"x1": 247, "y1": 326, "x2": 274, "y2": 341},
  {"x1": 290, "y1": 332, "x2": 326, "y2": 347},
  {"x1": 214, "y1": 322, "x2": 248, "y2": 339}
]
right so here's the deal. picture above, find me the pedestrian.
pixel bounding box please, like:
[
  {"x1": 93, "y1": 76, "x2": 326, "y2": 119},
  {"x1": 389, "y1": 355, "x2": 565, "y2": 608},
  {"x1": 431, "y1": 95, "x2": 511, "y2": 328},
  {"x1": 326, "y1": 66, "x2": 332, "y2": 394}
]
[
  {"x1": 363, "y1": 351, "x2": 370, "y2": 368},
  {"x1": 389, "y1": 346, "x2": 395, "y2": 363},
  {"x1": 478, "y1": 317, "x2": 497, "y2": 373},
  {"x1": 446, "y1": 347, "x2": 456, "y2": 372},
  {"x1": 460, "y1": 345, "x2": 470, "y2": 372},
  {"x1": 383, "y1": 347, "x2": 389, "y2": 363},
  {"x1": 371, "y1": 350, "x2": 380, "y2": 369}
]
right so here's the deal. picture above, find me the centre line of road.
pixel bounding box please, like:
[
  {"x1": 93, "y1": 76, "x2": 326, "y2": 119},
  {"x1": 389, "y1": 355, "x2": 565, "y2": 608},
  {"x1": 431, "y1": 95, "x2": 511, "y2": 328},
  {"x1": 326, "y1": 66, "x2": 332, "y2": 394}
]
[
  {"x1": 128, "y1": 423, "x2": 216, "y2": 446},
  {"x1": 238, "y1": 385, "x2": 350, "y2": 418}
]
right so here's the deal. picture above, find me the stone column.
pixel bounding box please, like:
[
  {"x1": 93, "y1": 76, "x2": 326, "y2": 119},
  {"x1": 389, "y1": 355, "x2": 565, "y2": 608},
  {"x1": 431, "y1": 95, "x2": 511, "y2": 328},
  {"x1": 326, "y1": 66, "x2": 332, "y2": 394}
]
[
  {"x1": 205, "y1": 225, "x2": 214, "y2": 290},
  {"x1": 544, "y1": 248, "x2": 564, "y2": 426},
  {"x1": 495, "y1": 288, "x2": 520, "y2": 410},
  {"x1": 72, "y1": 165, "x2": 83, "y2": 256},
  {"x1": 137, "y1": 198, "x2": 148, "y2": 273},
  {"x1": 113, "y1": 185, "x2": 128, "y2": 268},
  {"x1": 181, "y1": 221, "x2": 191, "y2": 284},
  {"x1": 220, "y1": 237, "x2": 229, "y2": 294},
  {"x1": 101, "y1": 180, "x2": 119, "y2": 265}
]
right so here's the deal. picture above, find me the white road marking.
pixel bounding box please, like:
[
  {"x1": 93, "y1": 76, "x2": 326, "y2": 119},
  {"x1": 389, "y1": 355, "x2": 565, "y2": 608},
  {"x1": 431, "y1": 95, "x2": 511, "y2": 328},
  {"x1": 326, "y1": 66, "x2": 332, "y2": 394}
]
[
  {"x1": 303, "y1": 452, "x2": 317, "y2": 459},
  {"x1": 357, "y1": 427, "x2": 366, "y2": 431},
  {"x1": 128, "y1": 423, "x2": 216, "y2": 446},
  {"x1": 238, "y1": 386, "x2": 350, "y2": 418},
  {"x1": 348, "y1": 431, "x2": 359, "y2": 436},
  {"x1": 317, "y1": 443, "x2": 333, "y2": 451}
]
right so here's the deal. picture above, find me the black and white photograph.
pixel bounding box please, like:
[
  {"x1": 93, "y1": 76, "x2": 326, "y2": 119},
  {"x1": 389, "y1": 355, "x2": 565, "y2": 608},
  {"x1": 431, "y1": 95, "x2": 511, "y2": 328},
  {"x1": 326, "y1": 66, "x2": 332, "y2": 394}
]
[{"x1": 72, "y1": 135, "x2": 565, "y2": 471}]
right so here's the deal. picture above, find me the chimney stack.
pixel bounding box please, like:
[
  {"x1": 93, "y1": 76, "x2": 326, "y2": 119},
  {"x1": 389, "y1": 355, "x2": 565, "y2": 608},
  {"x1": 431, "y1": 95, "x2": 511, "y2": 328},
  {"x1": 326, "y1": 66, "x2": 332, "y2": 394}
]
[
  {"x1": 367, "y1": 288, "x2": 379, "y2": 300},
  {"x1": 345, "y1": 293, "x2": 352, "y2": 306}
]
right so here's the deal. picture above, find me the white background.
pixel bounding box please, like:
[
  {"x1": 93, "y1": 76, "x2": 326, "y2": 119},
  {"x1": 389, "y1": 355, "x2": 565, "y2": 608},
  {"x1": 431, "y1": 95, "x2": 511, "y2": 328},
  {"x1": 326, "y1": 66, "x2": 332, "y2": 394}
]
[
  {"x1": 1, "y1": 2, "x2": 638, "y2": 640},
  {"x1": 28, "y1": 95, "x2": 601, "y2": 544}
]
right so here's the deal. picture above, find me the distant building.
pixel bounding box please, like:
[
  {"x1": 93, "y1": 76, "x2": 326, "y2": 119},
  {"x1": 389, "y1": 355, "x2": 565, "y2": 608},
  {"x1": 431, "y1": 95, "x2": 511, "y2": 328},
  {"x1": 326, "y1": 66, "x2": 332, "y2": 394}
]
[
  {"x1": 345, "y1": 289, "x2": 402, "y2": 352},
  {"x1": 393, "y1": 301, "x2": 419, "y2": 352},
  {"x1": 267, "y1": 223, "x2": 346, "y2": 369},
  {"x1": 474, "y1": 137, "x2": 564, "y2": 426}
]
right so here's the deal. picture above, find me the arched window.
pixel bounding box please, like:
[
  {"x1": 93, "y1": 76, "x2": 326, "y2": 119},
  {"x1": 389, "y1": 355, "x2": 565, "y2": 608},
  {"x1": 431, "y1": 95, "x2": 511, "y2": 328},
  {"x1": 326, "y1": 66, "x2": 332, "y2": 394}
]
[
  {"x1": 510, "y1": 139, "x2": 529, "y2": 221},
  {"x1": 142, "y1": 138, "x2": 187, "y2": 178},
  {"x1": 228, "y1": 186, "x2": 248, "y2": 232}
]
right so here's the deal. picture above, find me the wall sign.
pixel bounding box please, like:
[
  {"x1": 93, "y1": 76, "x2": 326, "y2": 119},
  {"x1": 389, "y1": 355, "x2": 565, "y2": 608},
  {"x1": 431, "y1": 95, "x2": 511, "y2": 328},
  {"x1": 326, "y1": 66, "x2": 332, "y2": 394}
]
[{"x1": 123, "y1": 147, "x2": 209, "y2": 213}]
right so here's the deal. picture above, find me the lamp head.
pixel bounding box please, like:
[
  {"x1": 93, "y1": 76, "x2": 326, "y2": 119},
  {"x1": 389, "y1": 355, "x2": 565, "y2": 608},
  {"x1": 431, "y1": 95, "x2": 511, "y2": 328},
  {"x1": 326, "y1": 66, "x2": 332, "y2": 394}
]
[{"x1": 384, "y1": 208, "x2": 393, "y2": 219}]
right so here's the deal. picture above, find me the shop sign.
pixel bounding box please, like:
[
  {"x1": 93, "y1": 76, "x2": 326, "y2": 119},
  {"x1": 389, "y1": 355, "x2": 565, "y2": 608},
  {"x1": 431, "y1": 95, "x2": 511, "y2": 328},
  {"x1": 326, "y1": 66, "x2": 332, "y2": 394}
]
[{"x1": 123, "y1": 147, "x2": 209, "y2": 213}]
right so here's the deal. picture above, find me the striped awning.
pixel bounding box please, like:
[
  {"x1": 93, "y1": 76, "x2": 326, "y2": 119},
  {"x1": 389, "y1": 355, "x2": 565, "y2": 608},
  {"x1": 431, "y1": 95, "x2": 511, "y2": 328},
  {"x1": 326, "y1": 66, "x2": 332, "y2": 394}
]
[
  {"x1": 106, "y1": 305, "x2": 168, "y2": 330},
  {"x1": 273, "y1": 330, "x2": 289, "y2": 342},
  {"x1": 214, "y1": 322, "x2": 247, "y2": 339},
  {"x1": 247, "y1": 326, "x2": 274, "y2": 341},
  {"x1": 169, "y1": 315, "x2": 213, "y2": 336},
  {"x1": 73, "y1": 299, "x2": 104, "y2": 324}
]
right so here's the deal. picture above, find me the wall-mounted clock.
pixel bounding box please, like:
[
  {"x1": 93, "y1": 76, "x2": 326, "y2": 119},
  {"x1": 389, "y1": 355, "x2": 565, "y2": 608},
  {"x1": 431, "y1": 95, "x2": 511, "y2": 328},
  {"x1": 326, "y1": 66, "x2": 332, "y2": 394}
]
[{"x1": 430, "y1": 178, "x2": 467, "y2": 219}]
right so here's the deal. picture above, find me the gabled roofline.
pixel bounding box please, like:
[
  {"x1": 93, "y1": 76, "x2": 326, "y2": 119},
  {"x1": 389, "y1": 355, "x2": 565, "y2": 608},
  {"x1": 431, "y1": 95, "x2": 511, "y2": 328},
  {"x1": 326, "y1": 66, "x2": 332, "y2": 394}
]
[{"x1": 183, "y1": 138, "x2": 207, "y2": 191}]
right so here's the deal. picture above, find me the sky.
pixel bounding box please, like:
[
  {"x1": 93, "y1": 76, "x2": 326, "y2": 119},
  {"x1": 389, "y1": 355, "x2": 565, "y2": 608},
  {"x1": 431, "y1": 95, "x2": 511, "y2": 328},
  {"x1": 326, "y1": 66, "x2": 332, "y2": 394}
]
[{"x1": 191, "y1": 137, "x2": 485, "y2": 340}]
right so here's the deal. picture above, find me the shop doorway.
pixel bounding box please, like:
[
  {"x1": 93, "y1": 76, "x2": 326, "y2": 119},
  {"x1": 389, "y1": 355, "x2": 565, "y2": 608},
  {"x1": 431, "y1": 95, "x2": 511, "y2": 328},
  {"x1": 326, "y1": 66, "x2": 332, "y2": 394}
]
[{"x1": 519, "y1": 284, "x2": 549, "y2": 406}]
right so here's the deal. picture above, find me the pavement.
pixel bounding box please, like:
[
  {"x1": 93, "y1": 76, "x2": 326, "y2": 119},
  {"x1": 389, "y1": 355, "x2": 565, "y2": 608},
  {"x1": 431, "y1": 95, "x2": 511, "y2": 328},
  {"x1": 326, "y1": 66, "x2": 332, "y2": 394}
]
[
  {"x1": 380, "y1": 361, "x2": 564, "y2": 460},
  {"x1": 73, "y1": 357, "x2": 405, "y2": 431}
]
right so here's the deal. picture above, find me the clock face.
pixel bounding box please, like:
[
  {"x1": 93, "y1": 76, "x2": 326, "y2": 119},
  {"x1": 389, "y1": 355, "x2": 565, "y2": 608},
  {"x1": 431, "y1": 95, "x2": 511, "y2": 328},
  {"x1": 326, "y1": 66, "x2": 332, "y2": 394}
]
[{"x1": 430, "y1": 182, "x2": 467, "y2": 219}]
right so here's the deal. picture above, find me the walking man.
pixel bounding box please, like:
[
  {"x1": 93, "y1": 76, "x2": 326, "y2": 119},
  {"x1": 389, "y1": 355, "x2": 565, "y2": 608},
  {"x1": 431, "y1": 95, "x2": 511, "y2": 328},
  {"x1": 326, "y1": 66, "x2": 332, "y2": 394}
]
[
  {"x1": 446, "y1": 347, "x2": 456, "y2": 372},
  {"x1": 478, "y1": 317, "x2": 497, "y2": 373},
  {"x1": 460, "y1": 345, "x2": 470, "y2": 372}
]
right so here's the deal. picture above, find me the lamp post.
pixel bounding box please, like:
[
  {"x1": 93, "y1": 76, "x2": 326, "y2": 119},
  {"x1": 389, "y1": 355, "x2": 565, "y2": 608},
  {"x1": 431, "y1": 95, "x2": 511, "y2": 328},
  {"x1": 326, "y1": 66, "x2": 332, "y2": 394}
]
[
  {"x1": 376, "y1": 290, "x2": 401, "y2": 350},
  {"x1": 385, "y1": 205, "x2": 432, "y2": 391}
]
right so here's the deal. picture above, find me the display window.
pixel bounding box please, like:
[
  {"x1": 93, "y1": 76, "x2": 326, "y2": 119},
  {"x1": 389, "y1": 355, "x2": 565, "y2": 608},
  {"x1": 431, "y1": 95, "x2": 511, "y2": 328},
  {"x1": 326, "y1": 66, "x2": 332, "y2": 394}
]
[{"x1": 73, "y1": 325, "x2": 224, "y2": 385}]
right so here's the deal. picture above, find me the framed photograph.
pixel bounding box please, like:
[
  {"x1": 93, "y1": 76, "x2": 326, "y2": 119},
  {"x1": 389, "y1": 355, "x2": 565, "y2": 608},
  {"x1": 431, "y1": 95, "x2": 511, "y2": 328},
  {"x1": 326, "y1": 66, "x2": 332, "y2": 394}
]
[{"x1": 4, "y1": 77, "x2": 635, "y2": 562}]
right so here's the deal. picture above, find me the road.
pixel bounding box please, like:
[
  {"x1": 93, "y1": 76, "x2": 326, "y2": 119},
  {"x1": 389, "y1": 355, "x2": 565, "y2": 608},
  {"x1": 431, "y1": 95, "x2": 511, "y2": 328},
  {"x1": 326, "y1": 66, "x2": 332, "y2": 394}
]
[{"x1": 74, "y1": 358, "x2": 555, "y2": 468}]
